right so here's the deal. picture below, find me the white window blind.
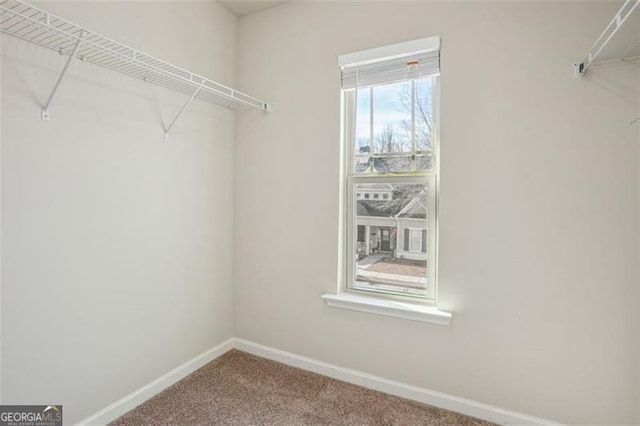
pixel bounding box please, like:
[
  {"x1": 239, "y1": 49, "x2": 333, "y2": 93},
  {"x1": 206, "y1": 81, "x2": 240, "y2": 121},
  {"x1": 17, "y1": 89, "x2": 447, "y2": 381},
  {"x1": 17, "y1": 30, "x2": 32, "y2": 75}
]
[{"x1": 339, "y1": 36, "x2": 440, "y2": 90}]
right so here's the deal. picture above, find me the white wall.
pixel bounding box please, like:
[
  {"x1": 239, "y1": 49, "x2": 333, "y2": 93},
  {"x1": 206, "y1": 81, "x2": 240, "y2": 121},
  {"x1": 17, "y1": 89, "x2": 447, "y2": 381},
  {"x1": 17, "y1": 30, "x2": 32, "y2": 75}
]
[
  {"x1": 1, "y1": 1, "x2": 237, "y2": 423},
  {"x1": 234, "y1": 2, "x2": 640, "y2": 424},
  {"x1": 0, "y1": 24, "x2": 3, "y2": 405}
]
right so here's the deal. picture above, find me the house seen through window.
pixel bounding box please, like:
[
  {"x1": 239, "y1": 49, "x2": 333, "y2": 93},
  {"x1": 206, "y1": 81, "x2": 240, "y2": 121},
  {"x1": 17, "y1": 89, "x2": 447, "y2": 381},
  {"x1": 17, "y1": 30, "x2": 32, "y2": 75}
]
[{"x1": 340, "y1": 36, "x2": 440, "y2": 300}]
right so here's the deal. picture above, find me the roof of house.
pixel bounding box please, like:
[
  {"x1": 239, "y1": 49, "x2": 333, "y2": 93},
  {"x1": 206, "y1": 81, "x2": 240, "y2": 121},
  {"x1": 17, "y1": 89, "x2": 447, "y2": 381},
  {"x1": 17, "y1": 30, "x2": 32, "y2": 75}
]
[
  {"x1": 357, "y1": 183, "x2": 394, "y2": 191},
  {"x1": 357, "y1": 193, "x2": 427, "y2": 219},
  {"x1": 396, "y1": 198, "x2": 427, "y2": 219}
]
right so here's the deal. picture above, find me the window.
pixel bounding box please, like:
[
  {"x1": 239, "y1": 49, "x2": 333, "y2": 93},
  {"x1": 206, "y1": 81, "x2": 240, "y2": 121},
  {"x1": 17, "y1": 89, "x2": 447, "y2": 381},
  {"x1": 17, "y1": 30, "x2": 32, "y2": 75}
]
[
  {"x1": 340, "y1": 36, "x2": 440, "y2": 301},
  {"x1": 409, "y1": 229, "x2": 426, "y2": 252}
]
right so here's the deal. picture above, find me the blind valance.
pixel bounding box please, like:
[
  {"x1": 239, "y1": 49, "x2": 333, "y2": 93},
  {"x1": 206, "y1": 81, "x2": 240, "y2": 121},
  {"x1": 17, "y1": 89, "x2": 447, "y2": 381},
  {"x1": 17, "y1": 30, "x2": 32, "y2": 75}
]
[{"x1": 339, "y1": 36, "x2": 440, "y2": 90}]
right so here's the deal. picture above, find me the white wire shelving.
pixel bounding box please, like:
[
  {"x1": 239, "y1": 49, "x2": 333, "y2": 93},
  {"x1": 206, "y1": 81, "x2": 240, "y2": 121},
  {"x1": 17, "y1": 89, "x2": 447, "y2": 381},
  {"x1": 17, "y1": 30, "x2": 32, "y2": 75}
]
[
  {"x1": 0, "y1": 0, "x2": 271, "y2": 136},
  {"x1": 575, "y1": 0, "x2": 640, "y2": 76}
]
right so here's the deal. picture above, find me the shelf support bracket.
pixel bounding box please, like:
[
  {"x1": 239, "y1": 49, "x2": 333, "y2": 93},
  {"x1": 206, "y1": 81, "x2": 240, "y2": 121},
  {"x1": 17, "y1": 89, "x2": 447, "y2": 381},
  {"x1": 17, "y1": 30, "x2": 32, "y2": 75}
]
[
  {"x1": 164, "y1": 83, "x2": 204, "y2": 140},
  {"x1": 41, "y1": 31, "x2": 85, "y2": 121}
]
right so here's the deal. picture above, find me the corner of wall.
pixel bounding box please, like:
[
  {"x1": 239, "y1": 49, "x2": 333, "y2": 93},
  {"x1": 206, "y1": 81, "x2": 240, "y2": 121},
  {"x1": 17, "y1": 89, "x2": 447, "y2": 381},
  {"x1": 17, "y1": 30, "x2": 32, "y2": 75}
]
[{"x1": 1, "y1": 2, "x2": 239, "y2": 421}]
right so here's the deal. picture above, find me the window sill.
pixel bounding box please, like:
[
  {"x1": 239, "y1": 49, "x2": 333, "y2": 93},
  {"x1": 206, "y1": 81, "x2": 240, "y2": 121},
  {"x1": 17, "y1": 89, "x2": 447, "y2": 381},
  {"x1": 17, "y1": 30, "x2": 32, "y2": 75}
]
[{"x1": 322, "y1": 292, "x2": 452, "y2": 326}]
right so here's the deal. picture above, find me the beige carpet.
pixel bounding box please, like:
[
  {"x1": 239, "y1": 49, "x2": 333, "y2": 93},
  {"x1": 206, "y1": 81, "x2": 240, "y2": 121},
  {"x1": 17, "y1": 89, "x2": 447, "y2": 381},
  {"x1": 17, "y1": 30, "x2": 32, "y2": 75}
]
[{"x1": 110, "y1": 350, "x2": 495, "y2": 425}]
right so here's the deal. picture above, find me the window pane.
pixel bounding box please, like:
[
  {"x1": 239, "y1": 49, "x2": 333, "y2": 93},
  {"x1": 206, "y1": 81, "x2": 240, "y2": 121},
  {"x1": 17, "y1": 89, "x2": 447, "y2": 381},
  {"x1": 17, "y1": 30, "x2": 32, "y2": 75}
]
[
  {"x1": 415, "y1": 78, "x2": 434, "y2": 153},
  {"x1": 409, "y1": 229, "x2": 421, "y2": 252},
  {"x1": 354, "y1": 182, "x2": 429, "y2": 297},
  {"x1": 353, "y1": 78, "x2": 435, "y2": 174},
  {"x1": 416, "y1": 154, "x2": 433, "y2": 170},
  {"x1": 373, "y1": 155, "x2": 412, "y2": 172},
  {"x1": 354, "y1": 88, "x2": 371, "y2": 172},
  {"x1": 373, "y1": 81, "x2": 411, "y2": 157}
]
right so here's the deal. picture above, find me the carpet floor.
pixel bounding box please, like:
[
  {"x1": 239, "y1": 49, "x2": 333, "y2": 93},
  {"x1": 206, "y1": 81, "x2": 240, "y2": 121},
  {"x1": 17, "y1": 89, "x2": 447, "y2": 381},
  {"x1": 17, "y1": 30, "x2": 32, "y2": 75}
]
[{"x1": 110, "y1": 350, "x2": 495, "y2": 425}]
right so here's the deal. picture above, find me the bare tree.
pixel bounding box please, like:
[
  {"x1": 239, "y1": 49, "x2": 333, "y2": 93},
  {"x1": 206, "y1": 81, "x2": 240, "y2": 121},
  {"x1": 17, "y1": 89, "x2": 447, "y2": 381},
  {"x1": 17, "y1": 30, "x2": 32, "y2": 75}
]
[
  {"x1": 375, "y1": 124, "x2": 396, "y2": 153},
  {"x1": 398, "y1": 81, "x2": 434, "y2": 151},
  {"x1": 375, "y1": 124, "x2": 412, "y2": 153}
]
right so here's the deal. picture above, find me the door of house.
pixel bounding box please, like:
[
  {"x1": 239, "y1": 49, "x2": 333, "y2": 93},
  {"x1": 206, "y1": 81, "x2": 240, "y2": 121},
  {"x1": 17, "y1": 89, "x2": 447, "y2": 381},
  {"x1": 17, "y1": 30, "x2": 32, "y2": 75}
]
[{"x1": 380, "y1": 228, "x2": 391, "y2": 251}]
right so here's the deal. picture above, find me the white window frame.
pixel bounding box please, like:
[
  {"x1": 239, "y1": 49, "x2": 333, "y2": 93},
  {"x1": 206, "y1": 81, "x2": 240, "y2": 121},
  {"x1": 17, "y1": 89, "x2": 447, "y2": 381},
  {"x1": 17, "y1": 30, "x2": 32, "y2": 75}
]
[{"x1": 342, "y1": 76, "x2": 440, "y2": 303}]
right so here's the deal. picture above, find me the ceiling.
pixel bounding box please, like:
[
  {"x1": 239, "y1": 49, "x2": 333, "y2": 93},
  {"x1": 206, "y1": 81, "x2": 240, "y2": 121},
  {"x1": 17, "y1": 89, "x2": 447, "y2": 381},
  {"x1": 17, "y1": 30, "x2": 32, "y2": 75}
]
[{"x1": 218, "y1": 1, "x2": 290, "y2": 17}]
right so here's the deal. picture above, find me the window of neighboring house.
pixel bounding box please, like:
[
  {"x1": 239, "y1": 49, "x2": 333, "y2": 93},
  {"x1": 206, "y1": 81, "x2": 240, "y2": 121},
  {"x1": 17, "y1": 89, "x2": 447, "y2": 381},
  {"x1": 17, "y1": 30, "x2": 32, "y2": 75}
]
[
  {"x1": 340, "y1": 36, "x2": 440, "y2": 301},
  {"x1": 403, "y1": 228, "x2": 428, "y2": 253}
]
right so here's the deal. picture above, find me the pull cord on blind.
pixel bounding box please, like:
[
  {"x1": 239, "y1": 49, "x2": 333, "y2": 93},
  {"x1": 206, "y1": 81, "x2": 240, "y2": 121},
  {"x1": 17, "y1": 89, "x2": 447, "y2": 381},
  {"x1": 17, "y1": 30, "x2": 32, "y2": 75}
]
[{"x1": 339, "y1": 35, "x2": 441, "y2": 90}]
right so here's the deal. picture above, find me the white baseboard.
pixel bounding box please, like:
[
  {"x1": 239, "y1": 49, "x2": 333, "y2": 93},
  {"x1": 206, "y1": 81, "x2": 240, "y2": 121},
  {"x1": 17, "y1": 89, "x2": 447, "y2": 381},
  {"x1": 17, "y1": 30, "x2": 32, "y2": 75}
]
[
  {"x1": 233, "y1": 338, "x2": 563, "y2": 426},
  {"x1": 75, "y1": 338, "x2": 234, "y2": 426},
  {"x1": 78, "y1": 337, "x2": 562, "y2": 426}
]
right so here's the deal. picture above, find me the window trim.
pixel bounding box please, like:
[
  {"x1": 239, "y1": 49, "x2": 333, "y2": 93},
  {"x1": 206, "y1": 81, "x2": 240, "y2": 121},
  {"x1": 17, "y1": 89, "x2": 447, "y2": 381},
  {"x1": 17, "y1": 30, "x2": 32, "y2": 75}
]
[
  {"x1": 322, "y1": 292, "x2": 451, "y2": 325},
  {"x1": 327, "y1": 37, "x2": 448, "y2": 324},
  {"x1": 342, "y1": 76, "x2": 440, "y2": 304}
]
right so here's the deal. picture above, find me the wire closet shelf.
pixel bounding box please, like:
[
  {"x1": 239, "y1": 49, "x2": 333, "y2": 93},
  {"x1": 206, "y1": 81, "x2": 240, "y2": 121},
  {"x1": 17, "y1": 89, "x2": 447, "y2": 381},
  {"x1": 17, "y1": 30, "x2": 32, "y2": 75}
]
[
  {"x1": 575, "y1": 0, "x2": 640, "y2": 76},
  {"x1": 0, "y1": 0, "x2": 271, "y2": 112}
]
